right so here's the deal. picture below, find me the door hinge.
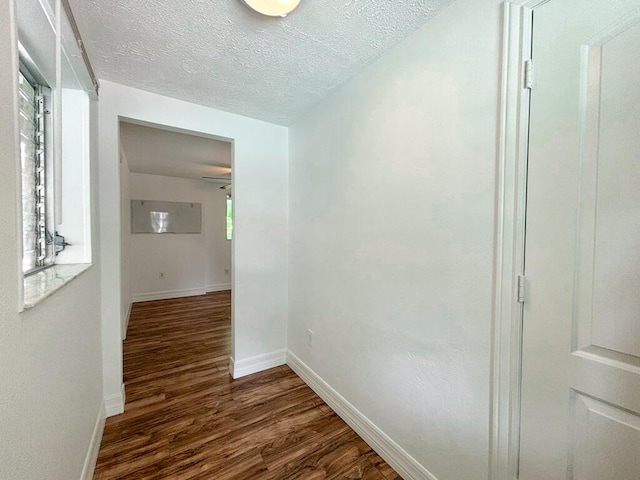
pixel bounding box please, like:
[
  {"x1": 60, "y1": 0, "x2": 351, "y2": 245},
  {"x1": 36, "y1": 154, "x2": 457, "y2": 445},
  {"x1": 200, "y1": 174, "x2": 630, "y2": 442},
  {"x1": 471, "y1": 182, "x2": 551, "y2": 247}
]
[
  {"x1": 524, "y1": 59, "x2": 534, "y2": 89},
  {"x1": 517, "y1": 275, "x2": 526, "y2": 303}
]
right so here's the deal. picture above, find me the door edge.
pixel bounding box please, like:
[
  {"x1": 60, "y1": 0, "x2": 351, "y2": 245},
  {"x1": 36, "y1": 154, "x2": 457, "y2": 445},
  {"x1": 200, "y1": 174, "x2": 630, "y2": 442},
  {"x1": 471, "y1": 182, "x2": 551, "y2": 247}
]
[{"x1": 489, "y1": 1, "x2": 539, "y2": 478}]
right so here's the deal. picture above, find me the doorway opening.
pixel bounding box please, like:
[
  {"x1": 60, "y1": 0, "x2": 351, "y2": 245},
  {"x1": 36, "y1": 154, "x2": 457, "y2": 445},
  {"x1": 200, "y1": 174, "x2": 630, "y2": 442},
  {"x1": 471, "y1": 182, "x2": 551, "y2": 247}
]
[{"x1": 117, "y1": 117, "x2": 235, "y2": 368}]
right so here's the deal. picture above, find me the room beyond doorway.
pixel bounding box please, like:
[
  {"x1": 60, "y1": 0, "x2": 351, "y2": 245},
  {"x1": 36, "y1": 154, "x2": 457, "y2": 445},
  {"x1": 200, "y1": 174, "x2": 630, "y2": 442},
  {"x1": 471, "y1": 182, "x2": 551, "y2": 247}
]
[{"x1": 118, "y1": 119, "x2": 233, "y2": 321}]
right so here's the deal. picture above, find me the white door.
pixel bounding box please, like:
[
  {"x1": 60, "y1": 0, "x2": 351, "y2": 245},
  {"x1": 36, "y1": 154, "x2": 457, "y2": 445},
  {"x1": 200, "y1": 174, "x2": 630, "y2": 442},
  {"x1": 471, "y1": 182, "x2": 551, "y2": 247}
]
[{"x1": 520, "y1": 0, "x2": 640, "y2": 478}]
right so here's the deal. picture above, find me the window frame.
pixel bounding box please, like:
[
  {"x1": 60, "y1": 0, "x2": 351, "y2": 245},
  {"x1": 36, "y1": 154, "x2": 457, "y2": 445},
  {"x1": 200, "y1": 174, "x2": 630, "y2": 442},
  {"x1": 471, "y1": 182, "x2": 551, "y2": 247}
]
[{"x1": 15, "y1": 0, "x2": 98, "y2": 310}]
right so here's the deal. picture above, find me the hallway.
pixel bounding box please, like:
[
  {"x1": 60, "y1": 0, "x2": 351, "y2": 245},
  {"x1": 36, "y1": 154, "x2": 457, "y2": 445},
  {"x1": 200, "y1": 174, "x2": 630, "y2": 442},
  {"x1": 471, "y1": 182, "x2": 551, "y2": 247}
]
[{"x1": 93, "y1": 292, "x2": 400, "y2": 479}]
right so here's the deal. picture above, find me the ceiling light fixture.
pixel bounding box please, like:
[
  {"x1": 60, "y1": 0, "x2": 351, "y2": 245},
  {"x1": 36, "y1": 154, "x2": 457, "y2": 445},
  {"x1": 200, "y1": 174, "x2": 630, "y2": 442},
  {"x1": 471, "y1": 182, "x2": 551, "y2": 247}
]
[{"x1": 241, "y1": 0, "x2": 301, "y2": 17}]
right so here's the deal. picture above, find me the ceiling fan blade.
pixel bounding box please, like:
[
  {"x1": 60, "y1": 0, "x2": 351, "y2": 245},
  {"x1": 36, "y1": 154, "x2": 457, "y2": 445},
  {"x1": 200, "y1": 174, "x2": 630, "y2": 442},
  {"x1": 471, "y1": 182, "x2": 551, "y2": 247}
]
[{"x1": 207, "y1": 165, "x2": 231, "y2": 171}]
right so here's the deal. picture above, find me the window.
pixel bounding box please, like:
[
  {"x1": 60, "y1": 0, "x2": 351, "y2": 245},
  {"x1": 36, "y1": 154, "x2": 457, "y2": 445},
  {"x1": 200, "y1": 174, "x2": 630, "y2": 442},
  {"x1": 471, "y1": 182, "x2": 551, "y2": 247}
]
[
  {"x1": 19, "y1": 68, "x2": 55, "y2": 275},
  {"x1": 226, "y1": 194, "x2": 233, "y2": 240},
  {"x1": 16, "y1": 0, "x2": 97, "y2": 308}
]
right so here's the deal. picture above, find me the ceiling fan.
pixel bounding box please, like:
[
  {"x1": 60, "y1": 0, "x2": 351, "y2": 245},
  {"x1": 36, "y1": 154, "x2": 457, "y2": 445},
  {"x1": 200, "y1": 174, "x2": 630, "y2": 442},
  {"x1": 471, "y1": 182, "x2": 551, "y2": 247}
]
[
  {"x1": 201, "y1": 175, "x2": 232, "y2": 189},
  {"x1": 201, "y1": 162, "x2": 231, "y2": 188}
]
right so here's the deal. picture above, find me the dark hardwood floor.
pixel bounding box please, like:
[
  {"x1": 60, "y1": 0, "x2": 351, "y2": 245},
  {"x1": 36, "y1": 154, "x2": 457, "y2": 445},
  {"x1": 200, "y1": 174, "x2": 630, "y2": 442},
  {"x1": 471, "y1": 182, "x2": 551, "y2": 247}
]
[{"x1": 93, "y1": 291, "x2": 401, "y2": 480}]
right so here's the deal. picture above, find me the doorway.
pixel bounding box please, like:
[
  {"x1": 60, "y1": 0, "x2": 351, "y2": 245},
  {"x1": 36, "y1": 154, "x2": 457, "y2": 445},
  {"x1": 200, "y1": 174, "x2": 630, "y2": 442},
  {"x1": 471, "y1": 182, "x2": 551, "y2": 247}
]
[
  {"x1": 118, "y1": 120, "x2": 233, "y2": 308},
  {"x1": 117, "y1": 119, "x2": 234, "y2": 378}
]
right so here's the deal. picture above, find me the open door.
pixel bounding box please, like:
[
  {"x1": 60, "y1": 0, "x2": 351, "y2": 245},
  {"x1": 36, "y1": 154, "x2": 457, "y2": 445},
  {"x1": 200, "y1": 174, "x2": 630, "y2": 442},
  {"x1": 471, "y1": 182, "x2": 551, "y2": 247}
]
[{"x1": 518, "y1": 0, "x2": 640, "y2": 478}]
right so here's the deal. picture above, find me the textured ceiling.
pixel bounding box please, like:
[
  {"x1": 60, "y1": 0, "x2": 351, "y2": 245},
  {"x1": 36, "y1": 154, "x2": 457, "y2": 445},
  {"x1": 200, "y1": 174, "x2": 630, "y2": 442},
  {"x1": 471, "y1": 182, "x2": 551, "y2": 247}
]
[
  {"x1": 120, "y1": 122, "x2": 232, "y2": 181},
  {"x1": 68, "y1": 0, "x2": 453, "y2": 125}
]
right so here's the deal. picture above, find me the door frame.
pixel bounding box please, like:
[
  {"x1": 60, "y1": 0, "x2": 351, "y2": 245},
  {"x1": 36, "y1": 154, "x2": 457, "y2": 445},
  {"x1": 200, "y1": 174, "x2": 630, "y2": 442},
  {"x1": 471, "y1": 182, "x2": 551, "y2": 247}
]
[{"x1": 490, "y1": 1, "x2": 548, "y2": 479}]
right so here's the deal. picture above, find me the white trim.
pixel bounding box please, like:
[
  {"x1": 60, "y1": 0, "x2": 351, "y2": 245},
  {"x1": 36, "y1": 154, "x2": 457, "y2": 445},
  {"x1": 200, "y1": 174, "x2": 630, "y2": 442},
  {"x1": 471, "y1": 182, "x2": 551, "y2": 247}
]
[
  {"x1": 230, "y1": 349, "x2": 286, "y2": 379},
  {"x1": 490, "y1": 2, "x2": 541, "y2": 479},
  {"x1": 131, "y1": 287, "x2": 206, "y2": 303},
  {"x1": 122, "y1": 299, "x2": 131, "y2": 340},
  {"x1": 105, "y1": 383, "x2": 125, "y2": 417},
  {"x1": 79, "y1": 401, "x2": 105, "y2": 480},
  {"x1": 286, "y1": 351, "x2": 438, "y2": 480},
  {"x1": 205, "y1": 283, "x2": 231, "y2": 293}
]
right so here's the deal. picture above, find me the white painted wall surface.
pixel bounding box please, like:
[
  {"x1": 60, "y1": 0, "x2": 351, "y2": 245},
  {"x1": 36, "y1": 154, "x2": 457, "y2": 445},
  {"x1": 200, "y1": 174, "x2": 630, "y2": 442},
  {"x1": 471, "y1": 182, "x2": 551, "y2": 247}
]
[
  {"x1": 128, "y1": 173, "x2": 231, "y2": 301},
  {"x1": 287, "y1": 0, "x2": 500, "y2": 478},
  {"x1": 98, "y1": 80, "x2": 288, "y2": 403},
  {"x1": 120, "y1": 150, "x2": 131, "y2": 338},
  {"x1": 0, "y1": 2, "x2": 104, "y2": 478},
  {"x1": 56, "y1": 89, "x2": 92, "y2": 265}
]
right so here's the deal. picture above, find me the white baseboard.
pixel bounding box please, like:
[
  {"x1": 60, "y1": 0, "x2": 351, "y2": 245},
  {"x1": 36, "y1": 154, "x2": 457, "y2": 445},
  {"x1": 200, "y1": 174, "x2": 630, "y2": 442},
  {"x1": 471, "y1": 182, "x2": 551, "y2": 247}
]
[
  {"x1": 206, "y1": 283, "x2": 231, "y2": 293},
  {"x1": 104, "y1": 384, "x2": 125, "y2": 417},
  {"x1": 230, "y1": 349, "x2": 287, "y2": 379},
  {"x1": 286, "y1": 351, "x2": 438, "y2": 480},
  {"x1": 122, "y1": 300, "x2": 132, "y2": 340},
  {"x1": 131, "y1": 287, "x2": 206, "y2": 303},
  {"x1": 79, "y1": 400, "x2": 105, "y2": 480}
]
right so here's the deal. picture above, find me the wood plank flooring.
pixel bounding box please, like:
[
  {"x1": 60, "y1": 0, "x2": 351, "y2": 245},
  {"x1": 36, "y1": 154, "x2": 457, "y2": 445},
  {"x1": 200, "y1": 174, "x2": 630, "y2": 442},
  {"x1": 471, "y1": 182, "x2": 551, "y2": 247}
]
[{"x1": 93, "y1": 291, "x2": 401, "y2": 480}]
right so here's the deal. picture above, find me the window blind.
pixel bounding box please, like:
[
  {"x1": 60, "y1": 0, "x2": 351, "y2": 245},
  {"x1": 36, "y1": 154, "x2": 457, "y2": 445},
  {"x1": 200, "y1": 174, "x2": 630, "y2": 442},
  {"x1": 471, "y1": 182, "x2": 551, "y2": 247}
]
[
  {"x1": 19, "y1": 72, "x2": 38, "y2": 273},
  {"x1": 19, "y1": 71, "x2": 52, "y2": 273}
]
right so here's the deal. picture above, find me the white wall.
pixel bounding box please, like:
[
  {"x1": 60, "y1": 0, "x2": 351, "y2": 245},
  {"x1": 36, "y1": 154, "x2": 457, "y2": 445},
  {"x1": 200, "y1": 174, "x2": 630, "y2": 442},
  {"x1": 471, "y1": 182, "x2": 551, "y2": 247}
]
[
  {"x1": 128, "y1": 172, "x2": 231, "y2": 301},
  {"x1": 120, "y1": 149, "x2": 131, "y2": 338},
  {"x1": 287, "y1": 0, "x2": 500, "y2": 478},
  {"x1": 0, "y1": 1, "x2": 103, "y2": 478},
  {"x1": 98, "y1": 80, "x2": 288, "y2": 406},
  {"x1": 56, "y1": 89, "x2": 92, "y2": 265}
]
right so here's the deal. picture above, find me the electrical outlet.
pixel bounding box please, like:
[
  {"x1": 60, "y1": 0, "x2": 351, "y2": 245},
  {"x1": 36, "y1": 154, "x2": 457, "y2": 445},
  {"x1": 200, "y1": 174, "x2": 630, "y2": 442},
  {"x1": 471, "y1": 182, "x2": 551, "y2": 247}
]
[
  {"x1": 307, "y1": 329, "x2": 314, "y2": 348},
  {"x1": 159, "y1": 272, "x2": 164, "y2": 279}
]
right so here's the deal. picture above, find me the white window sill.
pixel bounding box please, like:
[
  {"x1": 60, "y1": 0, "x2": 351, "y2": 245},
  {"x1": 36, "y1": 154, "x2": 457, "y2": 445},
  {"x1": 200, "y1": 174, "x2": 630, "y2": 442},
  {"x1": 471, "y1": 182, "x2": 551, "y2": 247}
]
[{"x1": 23, "y1": 263, "x2": 93, "y2": 310}]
